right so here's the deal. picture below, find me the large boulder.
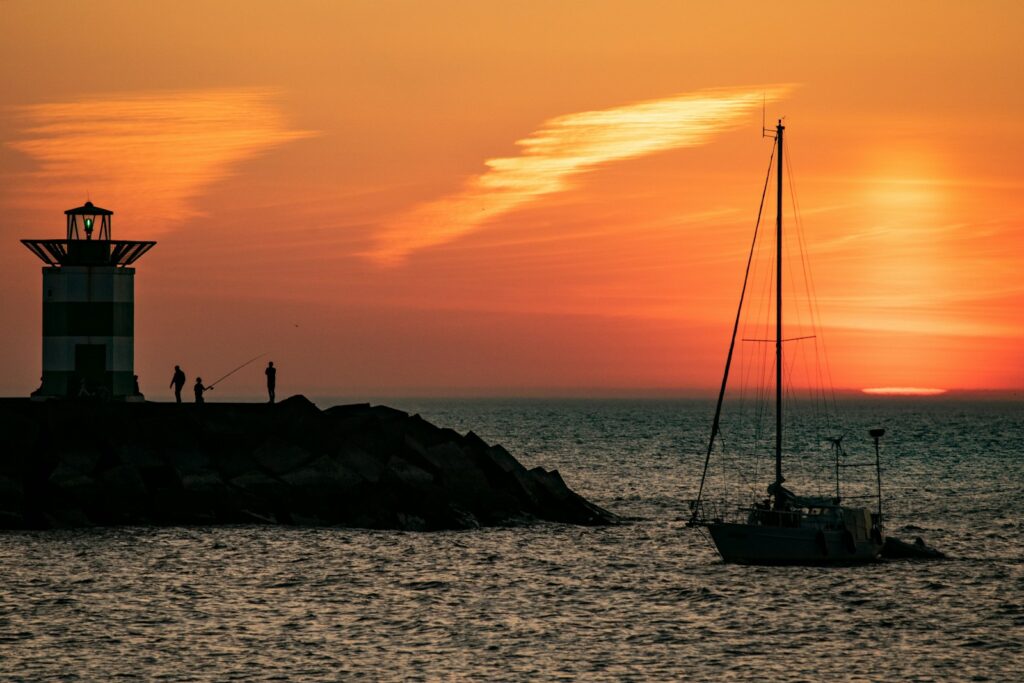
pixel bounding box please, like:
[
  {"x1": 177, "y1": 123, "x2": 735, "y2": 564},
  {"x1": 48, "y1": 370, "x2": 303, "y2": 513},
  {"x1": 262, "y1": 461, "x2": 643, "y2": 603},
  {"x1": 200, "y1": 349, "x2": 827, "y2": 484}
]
[
  {"x1": 0, "y1": 411, "x2": 39, "y2": 477},
  {"x1": 252, "y1": 439, "x2": 315, "y2": 476},
  {"x1": 280, "y1": 455, "x2": 363, "y2": 521},
  {"x1": 0, "y1": 475, "x2": 25, "y2": 528}
]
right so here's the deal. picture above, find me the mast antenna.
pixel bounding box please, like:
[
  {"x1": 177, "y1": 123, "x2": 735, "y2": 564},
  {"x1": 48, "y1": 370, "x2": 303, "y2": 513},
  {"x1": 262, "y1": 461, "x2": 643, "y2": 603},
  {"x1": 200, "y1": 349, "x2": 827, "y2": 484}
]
[{"x1": 762, "y1": 92, "x2": 767, "y2": 137}]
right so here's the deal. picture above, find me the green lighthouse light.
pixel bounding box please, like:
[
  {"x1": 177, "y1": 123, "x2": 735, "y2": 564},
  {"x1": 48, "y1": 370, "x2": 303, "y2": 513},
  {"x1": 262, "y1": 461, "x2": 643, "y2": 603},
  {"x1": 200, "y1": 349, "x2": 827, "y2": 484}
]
[{"x1": 63, "y1": 202, "x2": 111, "y2": 241}]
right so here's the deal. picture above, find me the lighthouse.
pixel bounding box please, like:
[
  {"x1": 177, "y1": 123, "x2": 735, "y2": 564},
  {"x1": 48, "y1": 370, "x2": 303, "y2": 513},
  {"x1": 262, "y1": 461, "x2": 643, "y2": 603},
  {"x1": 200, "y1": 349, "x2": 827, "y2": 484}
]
[{"x1": 22, "y1": 202, "x2": 156, "y2": 400}]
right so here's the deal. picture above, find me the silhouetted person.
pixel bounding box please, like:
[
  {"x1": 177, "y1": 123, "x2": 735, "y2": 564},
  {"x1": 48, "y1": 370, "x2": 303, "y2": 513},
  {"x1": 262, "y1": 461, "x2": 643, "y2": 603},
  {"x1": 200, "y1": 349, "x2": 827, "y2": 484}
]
[
  {"x1": 78, "y1": 377, "x2": 92, "y2": 398},
  {"x1": 170, "y1": 365, "x2": 186, "y2": 403},
  {"x1": 265, "y1": 361, "x2": 276, "y2": 404},
  {"x1": 133, "y1": 375, "x2": 141, "y2": 395},
  {"x1": 194, "y1": 377, "x2": 212, "y2": 403}
]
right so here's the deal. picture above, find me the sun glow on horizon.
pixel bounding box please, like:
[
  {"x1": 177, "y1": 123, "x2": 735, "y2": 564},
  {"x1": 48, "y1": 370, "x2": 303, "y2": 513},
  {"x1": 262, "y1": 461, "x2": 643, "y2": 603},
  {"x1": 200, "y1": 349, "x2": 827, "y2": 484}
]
[{"x1": 861, "y1": 387, "x2": 948, "y2": 396}]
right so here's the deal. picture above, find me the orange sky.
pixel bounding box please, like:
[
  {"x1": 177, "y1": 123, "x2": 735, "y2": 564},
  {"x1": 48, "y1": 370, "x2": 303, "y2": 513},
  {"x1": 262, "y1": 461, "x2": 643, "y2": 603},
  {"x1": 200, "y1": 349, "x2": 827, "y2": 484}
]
[{"x1": 1, "y1": 1, "x2": 1022, "y2": 397}]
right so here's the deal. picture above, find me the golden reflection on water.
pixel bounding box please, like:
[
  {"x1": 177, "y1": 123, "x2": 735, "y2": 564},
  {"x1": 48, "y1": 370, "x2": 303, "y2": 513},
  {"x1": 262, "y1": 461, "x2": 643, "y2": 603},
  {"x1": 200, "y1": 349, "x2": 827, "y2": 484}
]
[
  {"x1": 368, "y1": 85, "x2": 794, "y2": 265},
  {"x1": 7, "y1": 89, "x2": 314, "y2": 235}
]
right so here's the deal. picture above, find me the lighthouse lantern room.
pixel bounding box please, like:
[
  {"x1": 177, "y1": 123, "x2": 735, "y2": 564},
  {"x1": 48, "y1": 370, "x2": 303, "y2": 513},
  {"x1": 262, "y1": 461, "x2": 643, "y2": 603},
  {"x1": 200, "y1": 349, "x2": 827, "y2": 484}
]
[{"x1": 22, "y1": 202, "x2": 156, "y2": 400}]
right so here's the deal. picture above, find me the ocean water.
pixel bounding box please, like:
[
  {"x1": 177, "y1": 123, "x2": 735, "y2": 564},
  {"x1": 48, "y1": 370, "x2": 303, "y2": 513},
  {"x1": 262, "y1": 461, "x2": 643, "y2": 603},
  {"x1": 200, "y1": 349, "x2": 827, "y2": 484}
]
[{"x1": 1, "y1": 398, "x2": 1021, "y2": 681}]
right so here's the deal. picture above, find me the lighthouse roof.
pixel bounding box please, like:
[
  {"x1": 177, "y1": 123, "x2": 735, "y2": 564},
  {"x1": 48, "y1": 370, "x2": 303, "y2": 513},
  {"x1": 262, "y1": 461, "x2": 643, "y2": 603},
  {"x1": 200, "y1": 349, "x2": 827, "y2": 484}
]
[{"x1": 65, "y1": 201, "x2": 113, "y2": 216}]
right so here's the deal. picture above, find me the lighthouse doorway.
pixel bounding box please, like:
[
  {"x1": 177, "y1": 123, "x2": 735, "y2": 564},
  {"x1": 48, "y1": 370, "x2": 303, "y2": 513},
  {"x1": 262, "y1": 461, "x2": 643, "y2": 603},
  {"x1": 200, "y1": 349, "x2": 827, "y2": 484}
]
[{"x1": 74, "y1": 344, "x2": 108, "y2": 396}]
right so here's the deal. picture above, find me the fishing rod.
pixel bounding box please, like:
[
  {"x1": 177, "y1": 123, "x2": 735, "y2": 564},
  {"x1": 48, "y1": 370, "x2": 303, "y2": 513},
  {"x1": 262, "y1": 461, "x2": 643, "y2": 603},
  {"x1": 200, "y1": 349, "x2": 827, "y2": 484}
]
[{"x1": 207, "y1": 352, "x2": 268, "y2": 389}]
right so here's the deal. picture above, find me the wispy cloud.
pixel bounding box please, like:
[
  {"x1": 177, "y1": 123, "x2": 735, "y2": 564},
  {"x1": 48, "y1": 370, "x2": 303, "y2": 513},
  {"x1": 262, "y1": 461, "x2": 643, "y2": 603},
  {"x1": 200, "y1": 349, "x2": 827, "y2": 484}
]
[
  {"x1": 367, "y1": 85, "x2": 794, "y2": 265},
  {"x1": 6, "y1": 88, "x2": 314, "y2": 234}
]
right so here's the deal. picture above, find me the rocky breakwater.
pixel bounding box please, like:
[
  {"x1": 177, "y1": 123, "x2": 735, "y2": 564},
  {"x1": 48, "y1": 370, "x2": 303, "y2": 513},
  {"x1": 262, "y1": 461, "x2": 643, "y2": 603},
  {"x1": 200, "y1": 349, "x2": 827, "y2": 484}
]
[{"x1": 0, "y1": 396, "x2": 616, "y2": 530}]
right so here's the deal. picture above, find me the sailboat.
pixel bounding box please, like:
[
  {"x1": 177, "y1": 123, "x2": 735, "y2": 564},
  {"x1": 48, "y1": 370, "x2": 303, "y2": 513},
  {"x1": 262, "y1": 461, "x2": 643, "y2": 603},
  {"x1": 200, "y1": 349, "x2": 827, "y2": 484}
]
[{"x1": 688, "y1": 120, "x2": 885, "y2": 565}]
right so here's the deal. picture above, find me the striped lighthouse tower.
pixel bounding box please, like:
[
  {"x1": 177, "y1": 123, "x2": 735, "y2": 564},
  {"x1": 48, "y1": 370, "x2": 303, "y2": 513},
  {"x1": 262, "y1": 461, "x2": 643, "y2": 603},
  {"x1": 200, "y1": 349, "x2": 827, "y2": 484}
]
[{"x1": 22, "y1": 202, "x2": 155, "y2": 400}]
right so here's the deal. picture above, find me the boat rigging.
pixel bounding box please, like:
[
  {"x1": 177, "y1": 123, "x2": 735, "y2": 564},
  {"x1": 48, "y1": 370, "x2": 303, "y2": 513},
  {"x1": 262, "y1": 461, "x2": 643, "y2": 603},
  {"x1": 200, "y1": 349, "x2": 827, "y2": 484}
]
[{"x1": 688, "y1": 121, "x2": 886, "y2": 565}]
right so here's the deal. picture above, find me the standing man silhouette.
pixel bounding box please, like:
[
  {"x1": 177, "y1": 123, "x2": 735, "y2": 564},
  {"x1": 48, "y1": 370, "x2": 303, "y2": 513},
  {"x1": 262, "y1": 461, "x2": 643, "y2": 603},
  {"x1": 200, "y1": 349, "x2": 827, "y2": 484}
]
[
  {"x1": 170, "y1": 365, "x2": 186, "y2": 403},
  {"x1": 265, "y1": 361, "x2": 277, "y2": 404}
]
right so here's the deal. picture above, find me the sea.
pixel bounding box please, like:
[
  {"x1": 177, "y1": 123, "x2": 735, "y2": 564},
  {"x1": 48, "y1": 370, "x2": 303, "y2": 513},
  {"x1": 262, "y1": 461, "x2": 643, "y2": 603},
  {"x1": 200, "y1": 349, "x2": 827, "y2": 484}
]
[{"x1": 1, "y1": 397, "x2": 1021, "y2": 681}]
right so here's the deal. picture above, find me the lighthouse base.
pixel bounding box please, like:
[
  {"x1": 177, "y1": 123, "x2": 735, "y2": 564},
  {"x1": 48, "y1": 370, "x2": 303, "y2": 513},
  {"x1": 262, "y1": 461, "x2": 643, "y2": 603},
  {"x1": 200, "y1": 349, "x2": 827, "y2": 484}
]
[{"x1": 38, "y1": 265, "x2": 137, "y2": 400}]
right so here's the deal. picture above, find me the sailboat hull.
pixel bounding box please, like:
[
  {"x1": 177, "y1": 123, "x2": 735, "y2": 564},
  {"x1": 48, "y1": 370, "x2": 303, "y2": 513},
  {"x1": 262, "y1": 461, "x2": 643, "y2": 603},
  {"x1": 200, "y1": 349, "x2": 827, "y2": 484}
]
[{"x1": 707, "y1": 522, "x2": 882, "y2": 565}]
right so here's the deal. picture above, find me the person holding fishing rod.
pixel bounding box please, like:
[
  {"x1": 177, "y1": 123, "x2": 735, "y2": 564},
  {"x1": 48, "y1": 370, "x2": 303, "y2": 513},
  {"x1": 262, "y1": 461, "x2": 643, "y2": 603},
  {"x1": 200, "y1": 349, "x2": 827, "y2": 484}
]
[{"x1": 194, "y1": 377, "x2": 212, "y2": 403}]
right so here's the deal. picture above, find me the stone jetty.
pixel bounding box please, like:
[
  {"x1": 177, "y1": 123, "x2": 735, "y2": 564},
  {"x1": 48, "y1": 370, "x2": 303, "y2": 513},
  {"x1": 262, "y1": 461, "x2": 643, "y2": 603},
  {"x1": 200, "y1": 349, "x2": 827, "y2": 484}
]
[{"x1": 0, "y1": 396, "x2": 616, "y2": 530}]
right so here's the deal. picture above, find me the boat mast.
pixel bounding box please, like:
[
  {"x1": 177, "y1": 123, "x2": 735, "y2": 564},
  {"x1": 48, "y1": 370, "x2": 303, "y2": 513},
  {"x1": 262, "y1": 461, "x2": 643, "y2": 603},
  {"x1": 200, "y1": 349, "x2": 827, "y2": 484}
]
[{"x1": 774, "y1": 120, "x2": 785, "y2": 501}]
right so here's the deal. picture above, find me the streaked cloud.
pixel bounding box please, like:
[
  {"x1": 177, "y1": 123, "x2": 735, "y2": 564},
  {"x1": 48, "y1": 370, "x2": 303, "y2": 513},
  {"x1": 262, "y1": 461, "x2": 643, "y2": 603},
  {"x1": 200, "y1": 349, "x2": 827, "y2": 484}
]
[
  {"x1": 367, "y1": 85, "x2": 794, "y2": 264},
  {"x1": 6, "y1": 88, "x2": 314, "y2": 234}
]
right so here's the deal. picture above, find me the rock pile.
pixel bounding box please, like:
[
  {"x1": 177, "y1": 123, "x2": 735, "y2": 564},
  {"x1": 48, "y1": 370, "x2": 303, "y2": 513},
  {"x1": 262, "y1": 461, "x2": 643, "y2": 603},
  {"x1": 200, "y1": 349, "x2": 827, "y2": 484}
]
[
  {"x1": 0, "y1": 396, "x2": 616, "y2": 530},
  {"x1": 881, "y1": 535, "x2": 947, "y2": 560}
]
